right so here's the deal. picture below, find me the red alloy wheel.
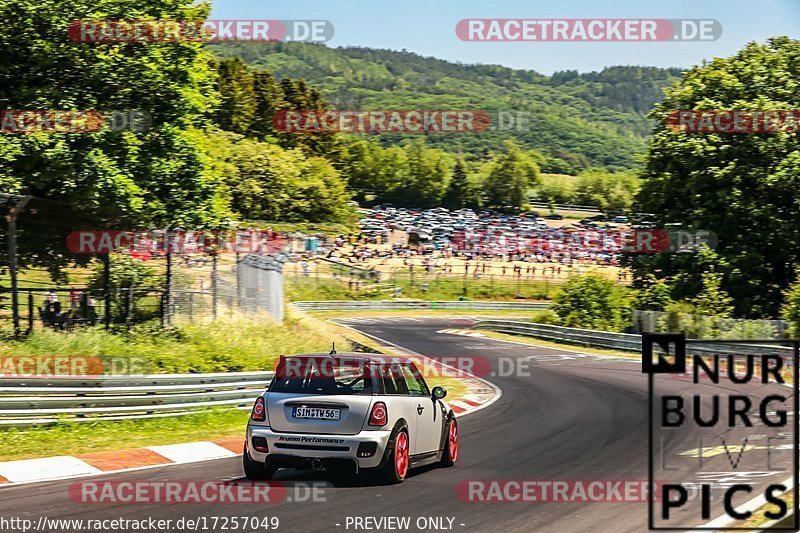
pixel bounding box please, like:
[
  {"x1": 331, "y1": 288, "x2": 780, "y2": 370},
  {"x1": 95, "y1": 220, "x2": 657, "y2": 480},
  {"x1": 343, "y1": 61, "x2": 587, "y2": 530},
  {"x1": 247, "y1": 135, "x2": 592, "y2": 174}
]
[
  {"x1": 448, "y1": 421, "x2": 459, "y2": 462},
  {"x1": 395, "y1": 431, "x2": 409, "y2": 478}
]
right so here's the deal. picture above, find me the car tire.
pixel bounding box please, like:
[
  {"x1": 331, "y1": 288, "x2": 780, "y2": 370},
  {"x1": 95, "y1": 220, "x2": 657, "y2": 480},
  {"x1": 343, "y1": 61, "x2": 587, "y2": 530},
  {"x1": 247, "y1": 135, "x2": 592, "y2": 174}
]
[
  {"x1": 243, "y1": 443, "x2": 275, "y2": 481},
  {"x1": 440, "y1": 418, "x2": 458, "y2": 468},
  {"x1": 379, "y1": 429, "x2": 410, "y2": 484}
]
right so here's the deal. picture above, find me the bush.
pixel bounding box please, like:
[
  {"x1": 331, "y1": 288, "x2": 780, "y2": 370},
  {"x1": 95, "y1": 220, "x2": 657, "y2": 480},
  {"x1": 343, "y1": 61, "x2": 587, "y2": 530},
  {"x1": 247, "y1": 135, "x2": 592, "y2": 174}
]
[
  {"x1": 633, "y1": 275, "x2": 673, "y2": 311},
  {"x1": 552, "y1": 275, "x2": 631, "y2": 331},
  {"x1": 781, "y1": 275, "x2": 800, "y2": 337}
]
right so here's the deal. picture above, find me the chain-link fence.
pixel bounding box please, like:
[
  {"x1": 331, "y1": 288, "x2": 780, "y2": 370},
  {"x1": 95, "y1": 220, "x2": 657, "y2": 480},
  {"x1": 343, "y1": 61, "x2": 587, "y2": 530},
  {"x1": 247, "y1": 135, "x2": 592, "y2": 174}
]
[
  {"x1": 282, "y1": 256, "x2": 602, "y2": 301},
  {"x1": 0, "y1": 193, "x2": 289, "y2": 335}
]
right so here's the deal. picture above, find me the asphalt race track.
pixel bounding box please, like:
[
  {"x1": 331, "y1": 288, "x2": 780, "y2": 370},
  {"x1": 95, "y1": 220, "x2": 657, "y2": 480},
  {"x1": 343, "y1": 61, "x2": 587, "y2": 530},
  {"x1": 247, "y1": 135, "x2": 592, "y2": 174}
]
[{"x1": 0, "y1": 317, "x2": 794, "y2": 532}]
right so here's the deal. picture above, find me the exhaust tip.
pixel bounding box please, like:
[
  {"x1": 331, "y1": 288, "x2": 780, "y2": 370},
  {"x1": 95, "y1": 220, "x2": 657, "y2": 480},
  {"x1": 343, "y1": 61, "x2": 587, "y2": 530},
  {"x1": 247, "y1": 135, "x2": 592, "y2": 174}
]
[{"x1": 311, "y1": 459, "x2": 324, "y2": 470}]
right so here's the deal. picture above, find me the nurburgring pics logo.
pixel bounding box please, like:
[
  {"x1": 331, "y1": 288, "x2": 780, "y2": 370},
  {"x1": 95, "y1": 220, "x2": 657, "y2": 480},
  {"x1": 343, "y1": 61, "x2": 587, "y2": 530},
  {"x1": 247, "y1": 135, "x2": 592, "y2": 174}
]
[
  {"x1": 644, "y1": 334, "x2": 799, "y2": 530},
  {"x1": 667, "y1": 110, "x2": 800, "y2": 133},
  {"x1": 456, "y1": 19, "x2": 721, "y2": 41},
  {"x1": 68, "y1": 20, "x2": 334, "y2": 43}
]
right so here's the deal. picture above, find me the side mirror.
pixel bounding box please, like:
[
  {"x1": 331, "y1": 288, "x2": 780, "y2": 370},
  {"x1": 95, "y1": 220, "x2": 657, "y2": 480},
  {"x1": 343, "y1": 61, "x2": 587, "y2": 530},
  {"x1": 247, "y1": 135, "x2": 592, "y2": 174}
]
[{"x1": 432, "y1": 386, "x2": 447, "y2": 400}]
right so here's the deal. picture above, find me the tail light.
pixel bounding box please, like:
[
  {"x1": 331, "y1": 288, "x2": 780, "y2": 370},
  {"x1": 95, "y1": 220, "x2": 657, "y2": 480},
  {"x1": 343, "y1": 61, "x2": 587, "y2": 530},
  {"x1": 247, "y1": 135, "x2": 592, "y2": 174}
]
[
  {"x1": 369, "y1": 401, "x2": 388, "y2": 427},
  {"x1": 251, "y1": 396, "x2": 266, "y2": 422}
]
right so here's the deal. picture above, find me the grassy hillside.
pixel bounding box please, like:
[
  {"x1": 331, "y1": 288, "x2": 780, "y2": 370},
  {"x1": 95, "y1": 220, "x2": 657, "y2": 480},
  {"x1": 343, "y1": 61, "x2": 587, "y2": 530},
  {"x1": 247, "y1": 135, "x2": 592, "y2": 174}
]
[{"x1": 211, "y1": 42, "x2": 682, "y2": 172}]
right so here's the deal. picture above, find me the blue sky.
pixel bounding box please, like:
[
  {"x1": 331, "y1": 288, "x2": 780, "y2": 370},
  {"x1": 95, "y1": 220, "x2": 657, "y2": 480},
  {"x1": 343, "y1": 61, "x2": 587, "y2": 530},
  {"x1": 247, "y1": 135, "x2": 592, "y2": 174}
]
[{"x1": 210, "y1": 0, "x2": 799, "y2": 74}]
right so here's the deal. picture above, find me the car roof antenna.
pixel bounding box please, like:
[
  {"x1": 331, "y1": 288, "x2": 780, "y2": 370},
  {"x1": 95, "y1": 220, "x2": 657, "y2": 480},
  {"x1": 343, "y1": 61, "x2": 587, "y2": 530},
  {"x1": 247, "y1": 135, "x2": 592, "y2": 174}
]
[{"x1": 329, "y1": 342, "x2": 337, "y2": 355}]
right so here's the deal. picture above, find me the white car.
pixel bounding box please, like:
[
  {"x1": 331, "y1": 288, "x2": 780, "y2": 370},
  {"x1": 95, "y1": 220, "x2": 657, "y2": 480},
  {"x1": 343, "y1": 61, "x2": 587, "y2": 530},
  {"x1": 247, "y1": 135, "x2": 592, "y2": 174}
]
[{"x1": 244, "y1": 352, "x2": 459, "y2": 483}]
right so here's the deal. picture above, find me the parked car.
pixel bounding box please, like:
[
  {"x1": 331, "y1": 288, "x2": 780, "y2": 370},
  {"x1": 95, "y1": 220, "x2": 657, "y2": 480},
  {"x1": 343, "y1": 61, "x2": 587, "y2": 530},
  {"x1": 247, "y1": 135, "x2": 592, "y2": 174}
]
[{"x1": 544, "y1": 213, "x2": 564, "y2": 220}]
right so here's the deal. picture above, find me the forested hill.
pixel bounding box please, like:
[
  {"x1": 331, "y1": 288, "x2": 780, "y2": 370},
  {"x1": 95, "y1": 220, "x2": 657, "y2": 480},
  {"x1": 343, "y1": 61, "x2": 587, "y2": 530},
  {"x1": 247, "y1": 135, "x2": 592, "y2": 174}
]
[{"x1": 211, "y1": 42, "x2": 682, "y2": 172}]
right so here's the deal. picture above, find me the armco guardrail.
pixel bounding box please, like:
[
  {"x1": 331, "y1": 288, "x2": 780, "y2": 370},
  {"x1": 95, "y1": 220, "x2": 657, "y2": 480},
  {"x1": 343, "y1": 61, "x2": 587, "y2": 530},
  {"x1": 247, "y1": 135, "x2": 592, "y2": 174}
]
[
  {"x1": 472, "y1": 320, "x2": 642, "y2": 351},
  {"x1": 471, "y1": 320, "x2": 795, "y2": 360},
  {"x1": 290, "y1": 300, "x2": 551, "y2": 312},
  {"x1": 0, "y1": 371, "x2": 273, "y2": 426}
]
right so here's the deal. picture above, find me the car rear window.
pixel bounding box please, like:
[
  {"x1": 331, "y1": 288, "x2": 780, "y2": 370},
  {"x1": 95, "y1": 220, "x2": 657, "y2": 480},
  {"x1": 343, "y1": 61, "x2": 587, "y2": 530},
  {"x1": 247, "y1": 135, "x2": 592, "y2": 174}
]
[{"x1": 269, "y1": 358, "x2": 373, "y2": 395}]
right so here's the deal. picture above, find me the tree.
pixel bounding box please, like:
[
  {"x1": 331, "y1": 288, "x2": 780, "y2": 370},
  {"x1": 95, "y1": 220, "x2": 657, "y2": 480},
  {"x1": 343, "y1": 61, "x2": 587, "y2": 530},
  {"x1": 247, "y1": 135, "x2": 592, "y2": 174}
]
[
  {"x1": 442, "y1": 159, "x2": 475, "y2": 209},
  {"x1": 248, "y1": 70, "x2": 284, "y2": 139},
  {"x1": 574, "y1": 168, "x2": 639, "y2": 212},
  {"x1": 218, "y1": 134, "x2": 351, "y2": 223},
  {"x1": 483, "y1": 141, "x2": 540, "y2": 210},
  {"x1": 532, "y1": 173, "x2": 576, "y2": 205},
  {"x1": 216, "y1": 58, "x2": 256, "y2": 135},
  {"x1": 389, "y1": 141, "x2": 449, "y2": 208},
  {"x1": 337, "y1": 138, "x2": 376, "y2": 202},
  {"x1": 553, "y1": 274, "x2": 631, "y2": 331},
  {"x1": 273, "y1": 77, "x2": 337, "y2": 156},
  {"x1": 0, "y1": 0, "x2": 226, "y2": 231},
  {"x1": 635, "y1": 37, "x2": 800, "y2": 317}
]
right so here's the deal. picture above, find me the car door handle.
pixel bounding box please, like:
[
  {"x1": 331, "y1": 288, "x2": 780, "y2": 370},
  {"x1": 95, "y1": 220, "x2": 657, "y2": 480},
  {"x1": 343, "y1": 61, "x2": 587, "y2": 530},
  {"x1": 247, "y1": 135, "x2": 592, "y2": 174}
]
[{"x1": 417, "y1": 404, "x2": 424, "y2": 415}]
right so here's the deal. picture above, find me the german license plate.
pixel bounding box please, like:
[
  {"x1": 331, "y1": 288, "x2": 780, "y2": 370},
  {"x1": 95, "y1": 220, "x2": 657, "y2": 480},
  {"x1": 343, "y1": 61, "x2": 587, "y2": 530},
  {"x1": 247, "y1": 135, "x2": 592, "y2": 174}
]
[{"x1": 292, "y1": 407, "x2": 341, "y2": 420}]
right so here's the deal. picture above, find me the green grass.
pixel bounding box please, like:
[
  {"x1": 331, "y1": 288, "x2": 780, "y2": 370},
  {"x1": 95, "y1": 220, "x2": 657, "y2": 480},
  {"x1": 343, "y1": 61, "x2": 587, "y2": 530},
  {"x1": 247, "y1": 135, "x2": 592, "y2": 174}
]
[
  {"x1": 249, "y1": 220, "x2": 356, "y2": 234},
  {"x1": 0, "y1": 314, "x2": 352, "y2": 374},
  {"x1": 285, "y1": 276, "x2": 559, "y2": 302},
  {"x1": 0, "y1": 408, "x2": 250, "y2": 461}
]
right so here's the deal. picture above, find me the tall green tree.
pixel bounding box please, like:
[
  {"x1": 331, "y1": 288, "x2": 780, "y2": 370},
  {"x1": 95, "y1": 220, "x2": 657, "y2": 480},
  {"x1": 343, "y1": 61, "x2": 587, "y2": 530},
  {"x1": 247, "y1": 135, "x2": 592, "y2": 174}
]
[
  {"x1": 207, "y1": 132, "x2": 351, "y2": 223},
  {"x1": 390, "y1": 141, "x2": 449, "y2": 208},
  {"x1": 0, "y1": 0, "x2": 225, "y2": 228},
  {"x1": 273, "y1": 78, "x2": 337, "y2": 156},
  {"x1": 633, "y1": 275, "x2": 673, "y2": 311},
  {"x1": 781, "y1": 272, "x2": 800, "y2": 337},
  {"x1": 216, "y1": 57, "x2": 256, "y2": 135},
  {"x1": 442, "y1": 159, "x2": 475, "y2": 209},
  {"x1": 483, "y1": 141, "x2": 541, "y2": 209},
  {"x1": 634, "y1": 37, "x2": 800, "y2": 317},
  {"x1": 248, "y1": 70, "x2": 284, "y2": 139}
]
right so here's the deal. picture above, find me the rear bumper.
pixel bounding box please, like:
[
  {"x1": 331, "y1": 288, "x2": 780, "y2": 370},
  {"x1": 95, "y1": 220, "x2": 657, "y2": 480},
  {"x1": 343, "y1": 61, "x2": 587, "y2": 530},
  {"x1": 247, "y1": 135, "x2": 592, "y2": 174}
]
[{"x1": 246, "y1": 425, "x2": 393, "y2": 470}]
